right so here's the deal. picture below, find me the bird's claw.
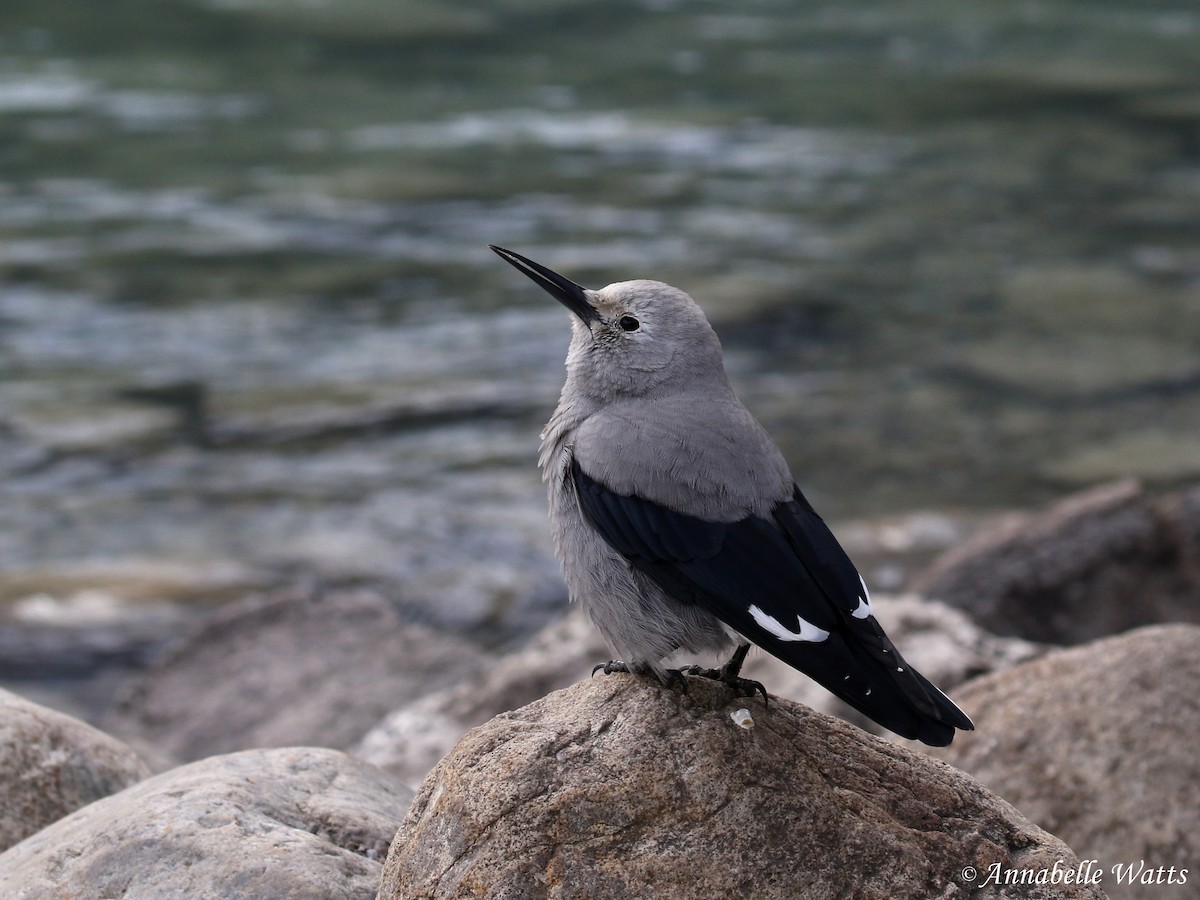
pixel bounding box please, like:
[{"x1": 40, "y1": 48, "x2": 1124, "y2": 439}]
[
  {"x1": 661, "y1": 668, "x2": 688, "y2": 692},
  {"x1": 591, "y1": 660, "x2": 628, "y2": 677},
  {"x1": 679, "y1": 664, "x2": 769, "y2": 705},
  {"x1": 592, "y1": 659, "x2": 765, "y2": 702},
  {"x1": 591, "y1": 660, "x2": 688, "y2": 692}
]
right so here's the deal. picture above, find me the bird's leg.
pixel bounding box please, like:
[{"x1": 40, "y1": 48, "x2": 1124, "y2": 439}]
[
  {"x1": 591, "y1": 660, "x2": 688, "y2": 692},
  {"x1": 680, "y1": 643, "x2": 769, "y2": 703}
]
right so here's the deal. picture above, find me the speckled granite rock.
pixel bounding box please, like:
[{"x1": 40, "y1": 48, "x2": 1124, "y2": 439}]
[
  {"x1": 379, "y1": 677, "x2": 1102, "y2": 899},
  {"x1": 0, "y1": 747, "x2": 414, "y2": 900},
  {"x1": 933, "y1": 625, "x2": 1200, "y2": 900},
  {"x1": 0, "y1": 688, "x2": 150, "y2": 852}
]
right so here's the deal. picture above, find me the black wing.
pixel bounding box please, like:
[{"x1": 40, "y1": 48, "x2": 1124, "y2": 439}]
[{"x1": 571, "y1": 458, "x2": 972, "y2": 746}]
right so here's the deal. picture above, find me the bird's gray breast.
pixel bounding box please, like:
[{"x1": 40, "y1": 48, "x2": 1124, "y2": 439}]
[{"x1": 571, "y1": 395, "x2": 793, "y2": 522}]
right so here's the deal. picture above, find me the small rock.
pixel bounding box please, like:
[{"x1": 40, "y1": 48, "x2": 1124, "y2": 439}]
[
  {"x1": 911, "y1": 480, "x2": 1200, "y2": 644},
  {"x1": 0, "y1": 747, "x2": 414, "y2": 900},
  {"x1": 379, "y1": 677, "x2": 1102, "y2": 899},
  {"x1": 102, "y1": 587, "x2": 487, "y2": 761},
  {"x1": 0, "y1": 689, "x2": 150, "y2": 852},
  {"x1": 933, "y1": 624, "x2": 1200, "y2": 900}
]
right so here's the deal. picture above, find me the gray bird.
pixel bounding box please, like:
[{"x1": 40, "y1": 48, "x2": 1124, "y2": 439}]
[{"x1": 490, "y1": 244, "x2": 974, "y2": 746}]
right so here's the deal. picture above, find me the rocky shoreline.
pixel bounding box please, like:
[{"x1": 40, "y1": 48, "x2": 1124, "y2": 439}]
[{"x1": 1, "y1": 479, "x2": 1198, "y2": 898}]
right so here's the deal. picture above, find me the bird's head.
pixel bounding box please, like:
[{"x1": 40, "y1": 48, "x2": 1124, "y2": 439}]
[{"x1": 490, "y1": 245, "x2": 729, "y2": 402}]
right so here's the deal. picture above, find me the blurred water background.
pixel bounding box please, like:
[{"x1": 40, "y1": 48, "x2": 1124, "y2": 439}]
[{"x1": 2, "y1": 0, "x2": 1199, "y2": 714}]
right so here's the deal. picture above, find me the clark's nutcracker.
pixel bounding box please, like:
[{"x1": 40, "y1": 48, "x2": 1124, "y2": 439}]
[{"x1": 490, "y1": 245, "x2": 974, "y2": 746}]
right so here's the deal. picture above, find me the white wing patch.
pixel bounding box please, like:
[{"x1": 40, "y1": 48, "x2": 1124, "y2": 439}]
[
  {"x1": 749, "y1": 605, "x2": 830, "y2": 643},
  {"x1": 851, "y1": 574, "x2": 874, "y2": 619}
]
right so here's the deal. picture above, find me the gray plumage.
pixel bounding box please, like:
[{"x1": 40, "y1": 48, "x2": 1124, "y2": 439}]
[
  {"x1": 491, "y1": 245, "x2": 973, "y2": 746},
  {"x1": 538, "y1": 279, "x2": 783, "y2": 668}
]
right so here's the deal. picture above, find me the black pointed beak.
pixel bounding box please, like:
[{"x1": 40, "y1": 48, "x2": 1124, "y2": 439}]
[{"x1": 489, "y1": 245, "x2": 600, "y2": 325}]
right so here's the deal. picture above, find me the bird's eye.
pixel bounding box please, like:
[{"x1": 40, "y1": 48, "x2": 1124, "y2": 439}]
[{"x1": 618, "y1": 315, "x2": 640, "y2": 332}]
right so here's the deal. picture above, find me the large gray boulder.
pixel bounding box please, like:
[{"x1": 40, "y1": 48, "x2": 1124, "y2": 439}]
[
  {"x1": 934, "y1": 624, "x2": 1200, "y2": 900},
  {"x1": 0, "y1": 689, "x2": 150, "y2": 852},
  {"x1": 356, "y1": 596, "x2": 1037, "y2": 784},
  {"x1": 911, "y1": 480, "x2": 1200, "y2": 644},
  {"x1": 102, "y1": 588, "x2": 487, "y2": 762},
  {"x1": 379, "y1": 676, "x2": 1102, "y2": 899},
  {"x1": 0, "y1": 747, "x2": 414, "y2": 900}
]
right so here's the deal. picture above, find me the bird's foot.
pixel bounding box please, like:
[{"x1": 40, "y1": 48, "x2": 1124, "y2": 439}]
[
  {"x1": 591, "y1": 659, "x2": 634, "y2": 677},
  {"x1": 591, "y1": 660, "x2": 688, "y2": 692},
  {"x1": 679, "y1": 664, "x2": 769, "y2": 704}
]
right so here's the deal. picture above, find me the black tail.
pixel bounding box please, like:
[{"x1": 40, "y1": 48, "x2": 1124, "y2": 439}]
[{"x1": 772, "y1": 618, "x2": 974, "y2": 746}]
